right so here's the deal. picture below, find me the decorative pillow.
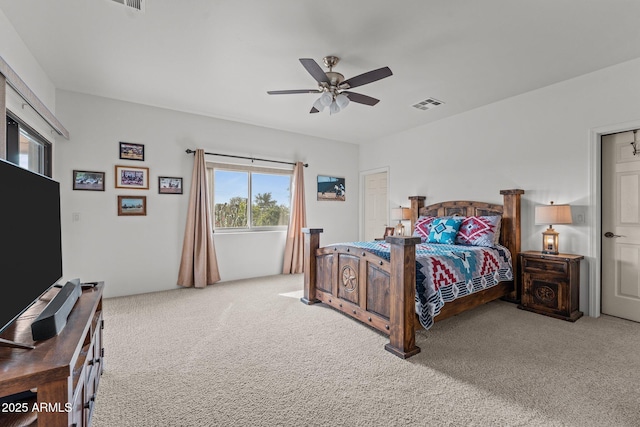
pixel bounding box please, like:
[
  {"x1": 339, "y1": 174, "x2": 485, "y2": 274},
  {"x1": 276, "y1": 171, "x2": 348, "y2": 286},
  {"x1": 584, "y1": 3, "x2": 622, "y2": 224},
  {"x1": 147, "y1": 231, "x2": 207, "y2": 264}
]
[
  {"x1": 413, "y1": 216, "x2": 437, "y2": 242},
  {"x1": 426, "y1": 217, "x2": 463, "y2": 244},
  {"x1": 455, "y1": 215, "x2": 502, "y2": 247}
]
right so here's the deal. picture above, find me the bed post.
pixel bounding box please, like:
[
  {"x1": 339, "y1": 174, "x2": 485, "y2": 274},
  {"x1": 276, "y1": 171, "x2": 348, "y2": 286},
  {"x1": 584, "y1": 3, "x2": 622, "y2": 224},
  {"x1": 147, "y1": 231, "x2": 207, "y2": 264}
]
[
  {"x1": 499, "y1": 189, "x2": 525, "y2": 303},
  {"x1": 384, "y1": 235, "x2": 422, "y2": 359},
  {"x1": 301, "y1": 228, "x2": 322, "y2": 305},
  {"x1": 408, "y1": 196, "x2": 426, "y2": 235}
]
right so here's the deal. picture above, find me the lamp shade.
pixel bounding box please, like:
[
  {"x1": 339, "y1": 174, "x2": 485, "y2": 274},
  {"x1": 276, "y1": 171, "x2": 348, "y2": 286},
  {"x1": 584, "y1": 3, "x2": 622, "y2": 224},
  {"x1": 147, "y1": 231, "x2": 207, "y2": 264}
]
[
  {"x1": 535, "y1": 203, "x2": 572, "y2": 225},
  {"x1": 335, "y1": 93, "x2": 350, "y2": 109},
  {"x1": 320, "y1": 92, "x2": 333, "y2": 107},
  {"x1": 391, "y1": 207, "x2": 411, "y2": 221},
  {"x1": 312, "y1": 97, "x2": 325, "y2": 112}
]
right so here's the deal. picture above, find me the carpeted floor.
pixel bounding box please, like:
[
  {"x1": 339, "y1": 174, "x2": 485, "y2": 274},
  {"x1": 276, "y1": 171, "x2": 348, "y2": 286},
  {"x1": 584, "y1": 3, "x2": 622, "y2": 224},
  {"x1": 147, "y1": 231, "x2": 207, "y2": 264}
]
[{"x1": 92, "y1": 274, "x2": 640, "y2": 426}]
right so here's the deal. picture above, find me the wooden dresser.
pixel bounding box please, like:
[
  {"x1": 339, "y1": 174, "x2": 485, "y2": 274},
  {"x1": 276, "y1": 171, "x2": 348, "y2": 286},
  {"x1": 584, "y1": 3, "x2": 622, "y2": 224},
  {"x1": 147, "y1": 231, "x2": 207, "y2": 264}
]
[{"x1": 0, "y1": 283, "x2": 104, "y2": 427}]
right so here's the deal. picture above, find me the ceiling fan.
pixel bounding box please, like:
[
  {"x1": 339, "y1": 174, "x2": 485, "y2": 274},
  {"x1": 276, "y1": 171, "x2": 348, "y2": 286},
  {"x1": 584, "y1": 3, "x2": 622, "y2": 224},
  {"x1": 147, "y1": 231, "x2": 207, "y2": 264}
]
[{"x1": 267, "y1": 56, "x2": 392, "y2": 114}]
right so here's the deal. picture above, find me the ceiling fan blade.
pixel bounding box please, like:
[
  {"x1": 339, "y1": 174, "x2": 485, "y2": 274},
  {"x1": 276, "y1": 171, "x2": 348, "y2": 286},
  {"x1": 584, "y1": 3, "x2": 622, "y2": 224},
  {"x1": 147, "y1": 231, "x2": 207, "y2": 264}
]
[
  {"x1": 343, "y1": 91, "x2": 380, "y2": 106},
  {"x1": 310, "y1": 106, "x2": 320, "y2": 114},
  {"x1": 299, "y1": 58, "x2": 330, "y2": 84},
  {"x1": 341, "y1": 67, "x2": 392, "y2": 89},
  {"x1": 267, "y1": 89, "x2": 321, "y2": 95}
]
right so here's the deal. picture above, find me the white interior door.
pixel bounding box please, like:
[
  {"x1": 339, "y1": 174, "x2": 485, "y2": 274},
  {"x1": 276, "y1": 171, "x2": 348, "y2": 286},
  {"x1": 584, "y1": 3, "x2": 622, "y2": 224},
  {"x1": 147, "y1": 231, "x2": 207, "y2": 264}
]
[
  {"x1": 602, "y1": 131, "x2": 640, "y2": 322},
  {"x1": 363, "y1": 171, "x2": 388, "y2": 241}
]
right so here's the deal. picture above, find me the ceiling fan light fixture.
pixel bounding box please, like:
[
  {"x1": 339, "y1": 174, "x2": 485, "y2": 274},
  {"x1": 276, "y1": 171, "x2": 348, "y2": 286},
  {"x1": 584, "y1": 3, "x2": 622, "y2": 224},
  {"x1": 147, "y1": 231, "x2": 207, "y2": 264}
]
[
  {"x1": 329, "y1": 101, "x2": 341, "y2": 115},
  {"x1": 335, "y1": 93, "x2": 349, "y2": 109},
  {"x1": 320, "y1": 91, "x2": 333, "y2": 107},
  {"x1": 312, "y1": 97, "x2": 325, "y2": 112}
]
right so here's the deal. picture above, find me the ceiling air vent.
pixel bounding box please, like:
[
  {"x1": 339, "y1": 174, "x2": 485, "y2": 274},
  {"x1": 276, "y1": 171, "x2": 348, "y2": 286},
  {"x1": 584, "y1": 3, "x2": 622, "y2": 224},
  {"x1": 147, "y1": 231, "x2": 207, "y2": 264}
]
[
  {"x1": 412, "y1": 98, "x2": 444, "y2": 110},
  {"x1": 111, "y1": 0, "x2": 145, "y2": 12}
]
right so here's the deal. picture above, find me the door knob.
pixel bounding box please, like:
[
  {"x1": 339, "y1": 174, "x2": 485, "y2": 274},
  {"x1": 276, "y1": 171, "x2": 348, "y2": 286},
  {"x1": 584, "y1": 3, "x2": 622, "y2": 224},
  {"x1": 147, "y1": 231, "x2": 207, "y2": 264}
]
[{"x1": 604, "y1": 232, "x2": 623, "y2": 238}]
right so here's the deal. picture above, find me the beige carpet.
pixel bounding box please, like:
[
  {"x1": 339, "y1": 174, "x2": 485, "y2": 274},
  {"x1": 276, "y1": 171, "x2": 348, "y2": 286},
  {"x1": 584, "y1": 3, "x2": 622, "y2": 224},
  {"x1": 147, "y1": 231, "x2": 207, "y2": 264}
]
[{"x1": 93, "y1": 274, "x2": 640, "y2": 426}]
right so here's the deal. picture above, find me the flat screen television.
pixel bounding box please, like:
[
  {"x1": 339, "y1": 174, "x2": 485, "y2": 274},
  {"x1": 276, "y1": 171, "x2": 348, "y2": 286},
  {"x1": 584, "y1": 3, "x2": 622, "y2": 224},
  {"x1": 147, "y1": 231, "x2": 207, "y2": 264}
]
[{"x1": 0, "y1": 158, "x2": 63, "y2": 336}]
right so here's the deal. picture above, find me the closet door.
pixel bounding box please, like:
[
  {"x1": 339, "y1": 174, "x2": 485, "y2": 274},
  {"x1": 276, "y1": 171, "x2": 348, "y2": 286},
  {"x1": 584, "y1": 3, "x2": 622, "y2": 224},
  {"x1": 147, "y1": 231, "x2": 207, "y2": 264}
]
[{"x1": 601, "y1": 131, "x2": 640, "y2": 322}]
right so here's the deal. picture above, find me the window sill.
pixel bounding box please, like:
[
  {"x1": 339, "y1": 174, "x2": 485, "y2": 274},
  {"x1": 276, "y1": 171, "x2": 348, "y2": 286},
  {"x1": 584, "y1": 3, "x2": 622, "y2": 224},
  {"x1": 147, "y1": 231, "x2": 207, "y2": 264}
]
[{"x1": 214, "y1": 229, "x2": 287, "y2": 235}]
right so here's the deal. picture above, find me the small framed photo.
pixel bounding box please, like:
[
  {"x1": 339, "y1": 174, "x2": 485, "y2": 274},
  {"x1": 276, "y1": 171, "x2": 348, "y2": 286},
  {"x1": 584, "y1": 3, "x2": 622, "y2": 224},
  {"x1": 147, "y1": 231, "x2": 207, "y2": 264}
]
[
  {"x1": 317, "y1": 175, "x2": 346, "y2": 201},
  {"x1": 115, "y1": 165, "x2": 149, "y2": 189},
  {"x1": 119, "y1": 142, "x2": 145, "y2": 161},
  {"x1": 158, "y1": 176, "x2": 183, "y2": 194},
  {"x1": 118, "y1": 195, "x2": 147, "y2": 216},
  {"x1": 384, "y1": 227, "x2": 395, "y2": 238},
  {"x1": 73, "y1": 170, "x2": 105, "y2": 191}
]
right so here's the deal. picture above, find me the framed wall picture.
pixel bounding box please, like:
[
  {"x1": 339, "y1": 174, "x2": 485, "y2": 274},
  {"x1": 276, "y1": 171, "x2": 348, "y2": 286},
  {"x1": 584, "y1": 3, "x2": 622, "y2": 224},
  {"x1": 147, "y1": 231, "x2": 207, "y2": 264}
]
[
  {"x1": 119, "y1": 142, "x2": 145, "y2": 161},
  {"x1": 115, "y1": 165, "x2": 149, "y2": 189},
  {"x1": 317, "y1": 175, "x2": 346, "y2": 201},
  {"x1": 158, "y1": 176, "x2": 183, "y2": 194},
  {"x1": 73, "y1": 170, "x2": 105, "y2": 191},
  {"x1": 384, "y1": 226, "x2": 395, "y2": 238},
  {"x1": 118, "y1": 195, "x2": 147, "y2": 216}
]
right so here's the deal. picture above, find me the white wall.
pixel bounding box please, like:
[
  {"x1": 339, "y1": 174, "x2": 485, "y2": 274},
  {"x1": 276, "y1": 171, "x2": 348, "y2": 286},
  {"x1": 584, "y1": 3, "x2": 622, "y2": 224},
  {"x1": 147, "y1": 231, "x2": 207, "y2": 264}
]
[
  {"x1": 55, "y1": 90, "x2": 359, "y2": 298},
  {"x1": 0, "y1": 9, "x2": 56, "y2": 112},
  {"x1": 361, "y1": 57, "x2": 640, "y2": 316},
  {"x1": 0, "y1": 8, "x2": 59, "y2": 147}
]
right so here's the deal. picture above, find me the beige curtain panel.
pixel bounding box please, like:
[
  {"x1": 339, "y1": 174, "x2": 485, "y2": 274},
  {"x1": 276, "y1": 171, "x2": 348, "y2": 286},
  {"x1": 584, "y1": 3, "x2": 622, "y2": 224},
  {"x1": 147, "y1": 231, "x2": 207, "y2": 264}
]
[
  {"x1": 177, "y1": 149, "x2": 221, "y2": 287},
  {"x1": 283, "y1": 161, "x2": 307, "y2": 274}
]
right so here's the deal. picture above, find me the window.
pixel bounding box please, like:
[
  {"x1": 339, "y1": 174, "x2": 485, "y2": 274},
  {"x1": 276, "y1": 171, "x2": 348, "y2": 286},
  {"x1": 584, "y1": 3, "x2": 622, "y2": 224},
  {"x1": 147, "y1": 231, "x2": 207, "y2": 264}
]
[
  {"x1": 5, "y1": 113, "x2": 52, "y2": 176},
  {"x1": 208, "y1": 163, "x2": 292, "y2": 230}
]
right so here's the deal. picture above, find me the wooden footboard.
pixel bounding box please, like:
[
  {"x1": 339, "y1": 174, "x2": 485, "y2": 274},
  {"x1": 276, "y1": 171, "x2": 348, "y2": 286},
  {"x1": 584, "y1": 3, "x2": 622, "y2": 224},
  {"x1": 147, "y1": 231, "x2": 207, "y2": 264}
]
[{"x1": 302, "y1": 229, "x2": 421, "y2": 358}]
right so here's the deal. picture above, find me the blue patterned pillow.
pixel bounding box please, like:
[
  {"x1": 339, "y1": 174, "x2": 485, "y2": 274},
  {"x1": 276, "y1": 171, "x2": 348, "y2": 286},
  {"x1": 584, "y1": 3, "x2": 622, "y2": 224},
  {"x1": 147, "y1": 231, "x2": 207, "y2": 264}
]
[{"x1": 426, "y1": 217, "x2": 463, "y2": 244}]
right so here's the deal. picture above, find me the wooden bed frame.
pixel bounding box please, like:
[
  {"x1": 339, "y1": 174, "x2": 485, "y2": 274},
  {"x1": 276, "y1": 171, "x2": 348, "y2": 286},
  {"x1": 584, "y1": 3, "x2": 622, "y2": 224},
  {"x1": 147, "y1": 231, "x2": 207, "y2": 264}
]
[{"x1": 301, "y1": 189, "x2": 524, "y2": 359}]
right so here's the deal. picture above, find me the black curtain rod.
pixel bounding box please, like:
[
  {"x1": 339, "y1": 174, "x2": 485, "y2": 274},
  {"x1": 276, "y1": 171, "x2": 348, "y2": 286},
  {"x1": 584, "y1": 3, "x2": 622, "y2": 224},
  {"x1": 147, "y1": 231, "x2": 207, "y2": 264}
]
[{"x1": 185, "y1": 149, "x2": 308, "y2": 167}]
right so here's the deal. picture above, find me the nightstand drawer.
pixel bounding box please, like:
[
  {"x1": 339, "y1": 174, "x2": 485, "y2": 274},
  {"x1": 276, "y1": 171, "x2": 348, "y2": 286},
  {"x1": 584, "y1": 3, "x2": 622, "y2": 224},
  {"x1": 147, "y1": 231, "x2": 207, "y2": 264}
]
[{"x1": 521, "y1": 257, "x2": 568, "y2": 276}]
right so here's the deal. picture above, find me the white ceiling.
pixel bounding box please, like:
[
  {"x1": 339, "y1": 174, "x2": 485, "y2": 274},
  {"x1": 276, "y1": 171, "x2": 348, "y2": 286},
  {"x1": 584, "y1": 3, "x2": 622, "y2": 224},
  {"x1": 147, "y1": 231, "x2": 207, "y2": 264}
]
[{"x1": 2, "y1": 0, "x2": 640, "y2": 144}]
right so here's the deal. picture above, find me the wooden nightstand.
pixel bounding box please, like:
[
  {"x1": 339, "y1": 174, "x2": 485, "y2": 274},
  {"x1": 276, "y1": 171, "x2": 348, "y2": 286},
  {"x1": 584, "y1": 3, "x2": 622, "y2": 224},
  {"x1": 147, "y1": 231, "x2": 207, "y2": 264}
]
[{"x1": 518, "y1": 251, "x2": 584, "y2": 321}]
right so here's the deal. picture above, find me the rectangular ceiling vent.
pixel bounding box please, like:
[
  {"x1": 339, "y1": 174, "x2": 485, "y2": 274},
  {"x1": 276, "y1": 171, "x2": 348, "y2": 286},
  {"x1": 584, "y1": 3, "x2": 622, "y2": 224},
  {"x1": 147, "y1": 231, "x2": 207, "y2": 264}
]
[
  {"x1": 412, "y1": 98, "x2": 444, "y2": 111},
  {"x1": 111, "y1": 0, "x2": 145, "y2": 12}
]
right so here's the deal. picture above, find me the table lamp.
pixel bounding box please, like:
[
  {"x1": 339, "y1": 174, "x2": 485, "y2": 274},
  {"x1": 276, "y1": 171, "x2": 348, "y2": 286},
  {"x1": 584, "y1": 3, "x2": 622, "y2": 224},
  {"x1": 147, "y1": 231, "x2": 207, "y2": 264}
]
[
  {"x1": 391, "y1": 206, "x2": 411, "y2": 236},
  {"x1": 534, "y1": 201, "x2": 572, "y2": 254}
]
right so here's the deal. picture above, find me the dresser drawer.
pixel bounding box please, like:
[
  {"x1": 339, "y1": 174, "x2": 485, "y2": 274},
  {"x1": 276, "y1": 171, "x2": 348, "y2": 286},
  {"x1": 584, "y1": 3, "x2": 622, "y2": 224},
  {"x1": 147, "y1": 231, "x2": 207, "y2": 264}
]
[{"x1": 521, "y1": 256, "x2": 568, "y2": 276}]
